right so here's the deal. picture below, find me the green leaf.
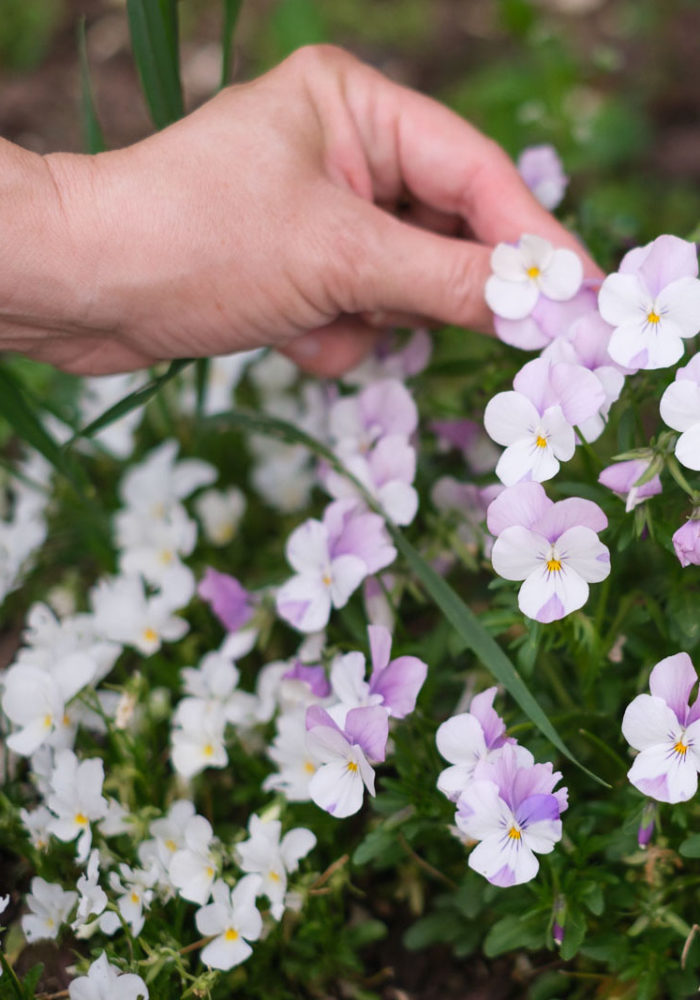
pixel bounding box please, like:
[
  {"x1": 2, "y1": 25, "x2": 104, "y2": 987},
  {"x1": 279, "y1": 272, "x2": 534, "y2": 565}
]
[
  {"x1": 270, "y1": 0, "x2": 326, "y2": 60},
  {"x1": 389, "y1": 529, "x2": 608, "y2": 786},
  {"x1": 68, "y1": 359, "x2": 193, "y2": 445},
  {"x1": 126, "y1": 0, "x2": 184, "y2": 130},
  {"x1": 559, "y1": 908, "x2": 587, "y2": 960},
  {"x1": 483, "y1": 912, "x2": 546, "y2": 957},
  {"x1": 403, "y1": 911, "x2": 462, "y2": 951},
  {"x1": 220, "y1": 0, "x2": 243, "y2": 88},
  {"x1": 204, "y1": 407, "x2": 606, "y2": 785},
  {"x1": 679, "y1": 834, "x2": 700, "y2": 859},
  {"x1": 0, "y1": 367, "x2": 78, "y2": 483},
  {"x1": 77, "y1": 17, "x2": 106, "y2": 153},
  {"x1": 21, "y1": 963, "x2": 45, "y2": 997}
]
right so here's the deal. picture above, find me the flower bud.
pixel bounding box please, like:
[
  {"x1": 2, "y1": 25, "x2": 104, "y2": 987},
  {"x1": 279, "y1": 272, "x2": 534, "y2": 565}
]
[{"x1": 672, "y1": 516, "x2": 700, "y2": 568}]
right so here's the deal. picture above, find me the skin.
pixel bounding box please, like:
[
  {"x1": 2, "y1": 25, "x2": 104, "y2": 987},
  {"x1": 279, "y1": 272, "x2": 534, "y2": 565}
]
[{"x1": 0, "y1": 44, "x2": 601, "y2": 378}]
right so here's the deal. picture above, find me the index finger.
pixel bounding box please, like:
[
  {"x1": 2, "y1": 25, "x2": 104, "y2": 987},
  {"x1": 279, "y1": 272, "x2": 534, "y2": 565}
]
[{"x1": 343, "y1": 62, "x2": 602, "y2": 278}]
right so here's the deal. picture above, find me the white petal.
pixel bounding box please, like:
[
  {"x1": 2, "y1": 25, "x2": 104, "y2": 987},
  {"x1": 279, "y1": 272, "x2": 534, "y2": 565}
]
[
  {"x1": 557, "y1": 526, "x2": 611, "y2": 583},
  {"x1": 676, "y1": 424, "x2": 700, "y2": 471},
  {"x1": 660, "y1": 380, "x2": 700, "y2": 433},
  {"x1": 469, "y1": 835, "x2": 539, "y2": 887},
  {"x1": 328, "y1": 555, "x2": 367, "y2": 609},
  {"x1": 200, "y1": 934, "x2": 252, "y2": 971},
  {"x1": 598, "y1": 273, "x2": 649, "y2": 327},
  {"x1": 538, "y1": 248, "x2": 583, "y2": 301},
  {"x1": 657, "y1": 276, "x2": 700, "y2": 337},
  {"x1": 285, "y1": 520, "x2": 329, "y2": 575},
  {"x1": 622, "y1": 695, "x2": 681, "y2": 751},
  {"x1": 309, "y1": 759, "x2": 365, "y2": 818},
  {"x1": 491, "y1": 527, "x2": 547, "y2": 582},
  {"x1": 490, "y1": 243, "x2": 528, "y2": 281},
  {"x1": 518, "y1": 564, "x2": 589, "y2": 622},
  {"x1": 436, "y1": 714, "x2": 487, "y2": 766},
  {"x1": 457, "y1": 780, "x2": 513, "y2": 841},
  {"x1": 279, "y1": 828, "x2": 316, "y2": 871},
  {"x1": 627, "y1": 743, "x2": 698, "y2": 803},
  {"x1": 485, "y1": 275, "x2": 539, "y2": 320},
  {"x1": 522, "y1": 817, "x2": 562, "y2": 855},
  {"x1": 484, "y1": 392, "x2": 540, "y2": 447}
]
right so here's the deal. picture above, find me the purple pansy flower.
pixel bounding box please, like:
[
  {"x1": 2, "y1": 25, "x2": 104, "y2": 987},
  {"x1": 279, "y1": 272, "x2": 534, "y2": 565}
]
[
  {"x1": 487, "y1": 482, "x2": 610, "y2": 622},
  {"x1": 495, "y1": 282, "x2": 597, "y2": 351},
  {"x1": 484, "y1": 358, "x2": 605, "y2": 485},
  {"x1": 622, "y1": 652, "x2": 700, "y2": 803},
  {"x1": 198, "y1": 569, "x2": 256, "y2": 633},
  {"x1": 599, "y1": 234, "x2": 700, "y2": 369},
  {"x1": 436, "y1": 687, "x2": 528, "y2": 801},
  {"x1": 305, "y1": 704, "x2": 389, "y2": 818},
  {"x1": 517, "y1": 144, "x2": 568, "y2": 211},
  {"x1": 673, "y1": 517, "x2": 700, "y2": 568},
  {"x1": 456, "y1": 744, "x2": 567, "y2": 887},
  {"x1": 598, "y1": 459, "x2": 662, "y2": 512}
]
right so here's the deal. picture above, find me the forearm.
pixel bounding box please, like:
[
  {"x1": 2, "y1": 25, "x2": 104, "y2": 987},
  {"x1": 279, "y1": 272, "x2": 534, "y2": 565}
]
[{"x1": 0, "y1": 141, "x2": 92, "y2": 345}]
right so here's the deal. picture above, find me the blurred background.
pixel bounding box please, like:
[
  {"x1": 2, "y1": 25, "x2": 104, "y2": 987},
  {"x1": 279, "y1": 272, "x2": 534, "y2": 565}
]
[{"x1": 0, "y1": 0, "x2": 698, "y2": 259}]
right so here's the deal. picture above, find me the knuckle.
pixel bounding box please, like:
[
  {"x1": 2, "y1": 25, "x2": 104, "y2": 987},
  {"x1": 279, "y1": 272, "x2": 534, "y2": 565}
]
[{"x1": 282, "y1": 44, "x2": 354, "y2": 78}]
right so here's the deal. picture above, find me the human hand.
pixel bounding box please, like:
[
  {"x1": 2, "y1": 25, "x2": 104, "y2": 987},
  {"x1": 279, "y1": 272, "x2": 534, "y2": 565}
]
[{"x1": 23, "y1": 45, "x2": 600, "y2": 375}]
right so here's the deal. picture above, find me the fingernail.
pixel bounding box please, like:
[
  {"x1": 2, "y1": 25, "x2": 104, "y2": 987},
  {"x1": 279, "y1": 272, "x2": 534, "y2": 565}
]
[{"x1": 289, "y1": 333, "x2": 321, "y2": 358}]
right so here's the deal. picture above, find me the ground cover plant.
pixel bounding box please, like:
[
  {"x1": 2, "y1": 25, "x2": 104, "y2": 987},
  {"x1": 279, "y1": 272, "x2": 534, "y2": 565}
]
[{"x1": 0, "y1": 2, "x2": 699, "y2": 998}]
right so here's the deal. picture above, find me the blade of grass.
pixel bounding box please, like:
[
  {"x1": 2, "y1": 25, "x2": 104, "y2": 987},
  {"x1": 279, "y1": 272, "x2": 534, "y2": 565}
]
[
  {"x1": 0, "y1": 367, "x2": 86, "y2": 489},
  {"x1": 66, "y1": 359, "x2": 193, "y2": 446},
  {"x1": 220, "y1": 0, "x2": 244, "y2": 89},
  {"x1": 205, "y1": 406, "x2": 607, "y2": 786},
  {"x1": 77, "y1": 17, "x2": 106, "y2": 154},
  {"x1": 126, "y1": 0, "x2": 184, "y2": 130}
]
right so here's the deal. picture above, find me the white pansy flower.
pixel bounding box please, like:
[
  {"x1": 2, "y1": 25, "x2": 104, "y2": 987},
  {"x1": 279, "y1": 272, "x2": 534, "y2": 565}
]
[
  {"x1": 22, "y1": 877, "x2": 77, "y2": 942},
  {"x1": 90, "y1": 575, "x2": 189, "y2": 656},
  {"x1": 46, "y1": 750, "x2": 108, "y2": 863},
  {"x1": 485, "y1": 234, "x2": 583, "y2": 320},
  {"x1": 195, "y1": 486, "x2": 246, "y2": 546},
  {"x1": 68, "y1": 952, "x2": 148, "y2": 1000},
  {"x1": 195, "y1": 876, "x2": 263, "y2": 971},
  {"x1": 236, "y1": 815, "x2": 316, "y2": 920},
  {"x1": 169, "y1": 815, "x2": 218, "y2": 905}
]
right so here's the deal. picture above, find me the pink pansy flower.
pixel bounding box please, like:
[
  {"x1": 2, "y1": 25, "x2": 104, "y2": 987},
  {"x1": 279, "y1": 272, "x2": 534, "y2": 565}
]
[
  {"x1": 324, "y1": 435, "x2": 418, "y2": 526},
  {"x1": 673, "y1": 517, "x2": 700, "y2": 568},
  {"x1": 485, "y1": 234, "x2": 583, "y2": 321},
  {"x1": 328, "y1": 625, "x2": 427, "y2": 726},
  {"x1": 659, "y1": 353, "x2": 700, "y2": 471},
  {"x1": 430, "y1": 419, "x2": 500, "y2": 474},
  {"x1": 276, "y1": 501, "x2": 396, "y2": 634},
  {"x1": 436, "y1": 688, "x2": 530, "y2": 801},
  {"x1": 599, "y1": 234, "x2": 700, "y2": 369},
  {"x1": 517, "y1": 144, "x2": 568, "y2": 211},
  {"x1": 456, "y1": 744, "x2": 567, "y2": 887},
  {"x1": 484, "y1": 358, "x2": 605, "y2": 485},
  {"x1": 622, "y1": 653, "x2": 700, "y2": 803},
  {"x1": 343, "y1": 329, "x2": 432, "y2": 387},
  {"x1": 598, "y1": 459, "x2": 662, "y2": 512},
  {"x1": 305, "y1": 704, "x2": 389, "y2": 818},
  {"x1": 488, "y1": 482, "x2": 610, "y2": 622},
  {"x1": 328, "y1": 378, "x2": 418, "y2": 457},
  {"x1": 495, "y1": 283, "x2": 597, "y2": 351},
  {"x1": 543, "y1": 310, "x2": 627, "y2": 441},
  {"x1": 198, "y1": 568, "x2": 256, "y2": 632}
]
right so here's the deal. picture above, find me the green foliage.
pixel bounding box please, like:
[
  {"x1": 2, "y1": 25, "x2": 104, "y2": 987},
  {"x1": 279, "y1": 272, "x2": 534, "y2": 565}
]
[
  {"x1": 0, "y1": 0, "x2": 63, "y2": 71},
  {"x1": 126, "y1": 0, "x2": 184, "y2": 130}
]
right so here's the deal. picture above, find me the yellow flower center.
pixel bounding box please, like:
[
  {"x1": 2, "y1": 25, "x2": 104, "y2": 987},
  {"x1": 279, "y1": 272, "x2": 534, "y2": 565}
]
[
  {"x1": 130, "y1": 892, "x2": 140, "y2": 904},
  {"x1": 346, "y1": 761, "x2": 359, "y2": 773},
  {"x1": 159, "y1": 549, "x2": 173, "y2": 565},
  {"x1": 225, "y1": 928, "x2": 239, "y2": 941},
  {"x1": 165, "y1": 839, "x2": 177, "y2": 852},
  {"x1": 535, "y1": 434, "x2": 548, "y2": 449},
  {"x1": 507, "y1": 826, "x2": 522, "y2": 840},
  {"x1": 43, "y1": 713, "x2": 53, "y2": 729},
  {"x1": 269, "y1": 870, "x2": 281, "y2": 883},
  {"x1": 142, "y1": 627, "x2": 158, "y2": 645},
  {"x1": 546, "y1": 558, "x2": 562, "y2": 573},
  {"x1": 74, "y1": 812, "x2": 89, "y2": 826},
  {"x1": 303, "y1": 760, "x2": 316, "y2": 775},
  {"x1": 674, "y1": 739, "x2": 688, "y2": 757},
  {"x1": 205, "y1": 866, "x2": 214, "y2": 878},
  {"x1": 322, "y1": 574, "x2": 332, "y2": 586},
  {"x1": 647, "y1": 310, "x2": 661, "y2": 324},
  {"x1": 527, "y1": 266, "x2": 540, "y2": 279},
  {"x1": 202, "y1": 743, "x2": 214, "y2": 758}
]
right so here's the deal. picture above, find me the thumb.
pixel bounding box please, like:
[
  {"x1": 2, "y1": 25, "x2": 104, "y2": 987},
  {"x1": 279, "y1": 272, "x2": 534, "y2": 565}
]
[{"x1": 351, "y1": 203, "x2": 495, "y2": 333}]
